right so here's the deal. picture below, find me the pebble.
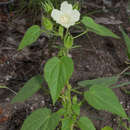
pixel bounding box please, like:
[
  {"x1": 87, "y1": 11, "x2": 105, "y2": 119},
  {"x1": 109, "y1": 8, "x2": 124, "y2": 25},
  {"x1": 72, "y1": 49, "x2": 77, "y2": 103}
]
[
  {"x1": 5, "y1": 98, "x2": 10, "y2": 102},
  {"x1": 120, "y1": 101, "x2": 123, "y2": 105}
]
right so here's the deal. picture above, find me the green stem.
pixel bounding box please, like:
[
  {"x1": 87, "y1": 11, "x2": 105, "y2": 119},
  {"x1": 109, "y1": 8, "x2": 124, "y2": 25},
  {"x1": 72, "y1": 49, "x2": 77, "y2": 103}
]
[
  {"x1": 70, "y1": 123, "x2": 74, "y2": 130},
  {"x1": 73, "y1": 30, "x2": 88, "y2": 39},
  {"x1": 71, "y1": 89, "x2": 82, "y2": 95},
  {"x1": 66, "y1": 82, "x2": 72, "y2": 117}
]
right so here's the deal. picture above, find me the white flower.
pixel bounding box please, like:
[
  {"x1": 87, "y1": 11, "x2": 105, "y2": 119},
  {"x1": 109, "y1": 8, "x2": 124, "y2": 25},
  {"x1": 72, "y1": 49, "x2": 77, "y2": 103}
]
[{"x1": 51, "y1": 1, "x2": 80, "y2": 28}]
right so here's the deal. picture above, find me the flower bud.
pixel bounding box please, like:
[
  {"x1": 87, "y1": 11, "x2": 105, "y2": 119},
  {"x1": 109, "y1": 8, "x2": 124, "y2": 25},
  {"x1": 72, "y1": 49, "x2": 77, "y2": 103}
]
[
  {"x1": 73, "y1": 2, "x2": 80, "y2": 10},
  {"x1": 42, "y1": 1, "x2": 53, "y2": 13},
  {"x1": 72, "y1": 96, "x2": 78, "y2": 105},
  {"x1": 58, "y1": 26, "x2": 64, "y2": 39},
  {"x1": 64, "y1": 33, "x2": 73, "y2": 49},
  {"x1": 42, "y1": 17, "x2": 53, "y2": 31}
]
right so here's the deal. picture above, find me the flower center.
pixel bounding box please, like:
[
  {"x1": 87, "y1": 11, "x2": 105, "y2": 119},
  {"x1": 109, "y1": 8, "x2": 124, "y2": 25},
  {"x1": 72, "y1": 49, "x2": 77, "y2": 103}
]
[{"x1": 60, "y1": 14, "x2": 70, "y2": 24}]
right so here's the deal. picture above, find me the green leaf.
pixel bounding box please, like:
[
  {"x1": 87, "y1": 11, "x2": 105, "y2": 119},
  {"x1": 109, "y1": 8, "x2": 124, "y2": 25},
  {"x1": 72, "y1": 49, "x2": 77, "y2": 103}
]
[
  {"x1": 84, "y1": 85, "x2": 127, "y2": 118},
  {"x1": 40, "y1": 108, "x2": 64, "y2": 130},
  {"x1": 18, "y1": 25, "x2": 41, "y2": 50},
  {"x1": 101, "y1": 126, "x2": 113, "y2": 130},
  {"x1": 120, "y1": 27, "x2": 130, "y2": 59},
  {"x1": 78, "y1": 117, "x2": 96, "y2": 130},
  {"x1": 11, "y1": 75, "x2": 43, "y2": 103},
  {"x1": 61, "y1": 118, "x2": 74, "y2": 130},
  {"x1": 21, "y1": 108, "x2": 51, "y2": 130},
  {"x1": 81, "y1": 16, "x2": 120, "y2": 39},
  {"x1": 78, "y1": 76, "x2": 118, "y2": 88},
  {"x1": 72, "y1": 104, "x2": 80, "y2": 116},
  {"x1": 44, "y1": 56, "x2": 74, "y2": 104},
  {"x1": 21, "y1": 108, "x2": 63, "y2": 130}
]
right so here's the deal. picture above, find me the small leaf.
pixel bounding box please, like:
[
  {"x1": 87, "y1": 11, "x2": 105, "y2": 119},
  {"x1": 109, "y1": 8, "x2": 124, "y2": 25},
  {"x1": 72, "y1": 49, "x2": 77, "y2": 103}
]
[
  {"x1": 61, "y1": 117, "x2": 74, "y2": 130},
  {"x1": 18, "y1": 25, "x2": 41, "y2": 50},
  {"x1": 84, "y1": 85, "x2": 127, "y2": 118},
  {"x1": 78, "y1": 116, "x2": 96, "y2": 130},
  {"x1": 81, "y1": 16, "x2": 120, "y2": 39},
  {"x1": 11, "y1": 75, "x2": 43, "y2": 103},
  {"x1": 120, "y1": 27, "x2": 130, "y2": 59},
  {"x1": 44, "y1": 56, "x2": 74, "y2": 104},
  {"x1": 78, "y1": 76, "x2": 118, "y2": 88},
  {"x1": 101, "y1": 126, "x2": 113, "y2": 130},
  {"x1": 72, "y1": 104, "x2": 80, "y2": 116}
]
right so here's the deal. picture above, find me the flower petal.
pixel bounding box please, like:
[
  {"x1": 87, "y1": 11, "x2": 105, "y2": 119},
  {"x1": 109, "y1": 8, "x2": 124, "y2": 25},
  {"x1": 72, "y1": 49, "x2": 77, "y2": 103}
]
[
  {"x1": 71, "y1": 9, "x2": 80, "y2": 22},
  {"x1": 51, "y1": 9, "x2": 62, "y2": 22},
  {"x1": 60, "y1": 1, "x2": 72, "y2": 14}
]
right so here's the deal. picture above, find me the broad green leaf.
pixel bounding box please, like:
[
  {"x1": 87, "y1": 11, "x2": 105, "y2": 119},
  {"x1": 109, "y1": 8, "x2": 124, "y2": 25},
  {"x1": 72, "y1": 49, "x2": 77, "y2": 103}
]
[
  {"x1": 78, "y1": 76, "x2": 118, "y2": 88},
  {"x1": 101, "y1": 126, "x2": 113, "y2": 130},
  {"x1": 78, "y1": 117, "x2": 96, "y2": 130},
  {"x1": 44, "y1": 56, "x2": 74, "y2": 104},
  {"x1": 18, "y1": 25, "x2": 41, "y2": 50},
  {"x1": 11, "y1": 75, "x2": 43, "y2": 103},
  {"x1": 21, "y1": 108, "x2": 51, "y2": 130},
  {"x1": 21, "y1": 108, "x2": 63, "y2": 130},
  {"x1": 81, "y1": 16, "x2": 120, "y2": 39},
  {"x1": 61, "y1": 118, "x2": 74, "y2": 130},
  {"x1": 84, "y1": 85, "x2": 127, "y2": 118},
  {"x1": 120, "y1": 27, "x2": 130, "y2": 59},
  {"x1": 40, "y1": 108, "x2": 64, "y2": 130}
]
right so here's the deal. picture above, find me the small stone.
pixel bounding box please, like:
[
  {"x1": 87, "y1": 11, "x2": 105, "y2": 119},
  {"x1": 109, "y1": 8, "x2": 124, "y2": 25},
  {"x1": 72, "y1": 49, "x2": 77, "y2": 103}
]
[
  {"x1": 5, "y1": 98, "x2": 10, "y2": 102},
  {"x1": 120, "y1": 101, "x2": 123, "y2": 105},
  {"x1": 14, "y1": 106, "x2": 17, "y2": 109},
  {"x1": 30, "y1": 106, "x2": 34, "y2": 110}
]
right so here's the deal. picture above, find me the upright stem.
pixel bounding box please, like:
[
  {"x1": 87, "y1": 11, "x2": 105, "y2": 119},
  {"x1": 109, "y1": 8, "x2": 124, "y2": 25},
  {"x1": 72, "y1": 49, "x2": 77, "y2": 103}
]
[
  {"x1": 66, "y1": 82, "x2": 72, "y2": 116},
  {"x1": 66, "y1": 82, "x2": 74, "y2": 130}
]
